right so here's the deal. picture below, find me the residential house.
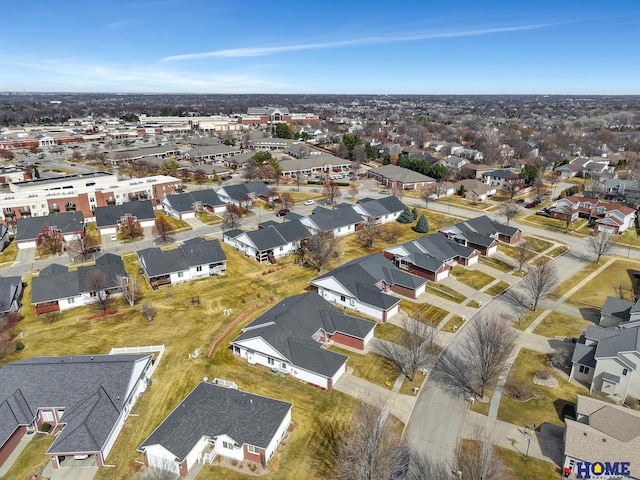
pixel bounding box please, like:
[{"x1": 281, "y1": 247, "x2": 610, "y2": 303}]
[
  {"x1": 31, "y1": 253, "x2": 127, "y2": 315},
  {"x1": 439, "y1": 215, "x2": 521, "y2": 255},
  {"x1": 604, "y1": 179, "x2": 640, "y2": 205},
  {"x1": 137, "y1": 238, "x2": 226, "y2": 288},
  {"x1": 563, "y1": 395, "x2": 640, "y2": 479},
  {"x1": 451, "y1": 147, "x2": 483, "y2": 162},
  {"x1": 550, "y1": 196, "x2": 636, "y2": 234},
  {"x1": 377, "y1": 143, "x2": 402, "y2": 158},
  {"x1": 481, "y1": 169, "x2": 520, "y2": 188},
  {"x1": 498, "y1": 144, "x2": 515, "y2": 159},
  {"x1": 570, "y1": 325, "x2": 640, "y2": 402},
  {"x1": 384, "y1": 234, "x2": 479, "y2": 282},
  {"x1": 555, "y1": 156, "x2": 613, "y2": 179},
  {"x1": 278, "y1": 153, "x2": 353, "y2": 178},
  {"x1": 366, "y1": 164, "x2": 436, "y2": 190},
  {"x1": 450, "y1": 179, "x2": 497, "y2": 202},
  {"x1": 181, "y1": 144, "x2": 243, "y2": 163},
  {"x1": 441, "y1": 155, "x2": 469, "y2": 174},
  {"x1": 0, "y1": 353, "x2": 154, "y2": 471},
  {"x1": 599, "y1": 296, "x2": 640, "y2": 328},
  {"x1": 222, "y1": 219, "x2": 311, "y2": 264},
  {"x1": 14, "y1": 211, "x2": 85, "y2": 250},
  {"x1": 231, "y1": 292, "x2": 375, "y2": 390},
  {"x1": 138, "y1": 382, "x2": 292, "y2": 478},
  {"x1": 0, "y1": 276, "x2": 23, "y2": 314},
  {"x1": 94, "y1": 200, "x2": 156, "y2": 236},
  {"x1": 162, "y1": 189, "x2": 226, "y2": 220},
  {"x1": 310, "y1": 253, "x2": 426, "y2": 322},
  {"x1": 216, "y1": 182, "x2": 277, "y2": 208},
  {"x1": 350, "y1": 196, "x2": 406, "y2": 225},
  {"x1": 460, "y1": 163, "x2": 496, "y2": 180},
  {"x1": 300, "y1": 206, "x2": 364, "y2": 238}
]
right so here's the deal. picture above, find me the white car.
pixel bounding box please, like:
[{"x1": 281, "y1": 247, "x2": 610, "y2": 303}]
[
  {"x1": 304, "y1": 200, "x2": 315, "y2": 206},
  {"x1": 110, "y1": 234, "x2": 118, "y2": 241}
]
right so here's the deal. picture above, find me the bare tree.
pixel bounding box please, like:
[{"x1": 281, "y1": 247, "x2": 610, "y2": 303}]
[
  {"x1": 498, "y1": 201, "x2": 520, "y2": 226},
  {"x1": 531, "y1": 180, "x2": 548, "y2": 203},
  {"x1": 434, "y1": 313, "x2": 518, "y2": 399},
  {"x1": 420, "y1": 185, "x2": 435, "y2": 208},
  {"x1": 140, "y1": 302, "x2": 157, "y2": 324},
  {"x1": 117, "y1": 275, "x2": 140, "y2": 307},
  {"x1": 302, "y1": 234, "x2": 339, "y2": 273},
  {"x1": 323, "y1": 180, "x2": 342, "y2": 205},
  {"x1": 435, "y1": 181, "x2": 448, "y2": 199},
  {"x1": 334, "y1": 400, "x2": 408, "y2": 480},
  {"x1": 454, "y1": 430, "x2": 511, "y2": 480},
  {"x1": 391, "y1": 184, "x2": 404, "y2": 200},
  {"x1": 85, "y1": 269, "x2": 115, "y2": 315},
  {"x1": 563, "y1": 205, "x2": 578, "y2": 233},
  {"x1": 294, "y1": 170, "x2": 304, "y2": 191},
  {"x1": 357, "y1": 217, "x2": 378, "y2": 250},
  {"x1": 521, "y1": 260, "x2": 559, "y2": 311},
  {"x1": 348, "y1": 185, "x2": 359, "y2": 199},
  {"x1": 280, "y1": 192, "x2": 295, "y2": 211},
  {"x1": 37, "y1": 226, "x2": 63, "y2": 255},
  {"x1": 375, "y1": 315, "x2": 437, "y2": 382},
  {"x1": 119, "y1": 214, "x2": 143, "y2": 240},
  {"x1": 223, "y1": 204, "x2": 243, "y2": 228},
  {"x1": 67, "y1": 229, "x2": 98, "y2": 261},
  {"x1": 406, "y1": 451, "x2": 451, "y2": 480},
  {"x1": 193, "y1": 169, "x2": 207, "y2": 185},
  {"x1": 243, "y1": 159, "x2": 260, "y2": 182},
  {"x1": 153, "y1": 215, "x2": 174, "y2": 244},
  {"x1": 501, "y1": 175, "x2": 521, "y2": 200},
  {"x1": 516, "y1": 238, "x2": 535, "y2": 272},
  {"x1": 378, "y1": 224, "x2": 403, "y2": 244},
  {"x1": 140, "y1": 458, "x2": 179, "y2": 480},
  {"x1": 548, "y1": 171, "x2": 561, "y2": 198},
  {"x1": 587, "y1": 230, "x2": 613, "y2": 264}
]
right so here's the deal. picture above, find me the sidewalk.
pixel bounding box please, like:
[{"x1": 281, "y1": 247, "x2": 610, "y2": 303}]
[
  {"x1": 333, "y1": 368, "x2": 416, "y2": 423},
  {"x1": 464, "y1": 411, "x2": 564, "y2": 466}
]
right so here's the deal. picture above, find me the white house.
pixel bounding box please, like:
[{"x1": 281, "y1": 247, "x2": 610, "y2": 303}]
[{"x1": 138, "y1": 382, "x2": 292, "y2": 478}]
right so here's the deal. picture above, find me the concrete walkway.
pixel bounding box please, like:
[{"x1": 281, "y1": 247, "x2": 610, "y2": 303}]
[
  {"x1": 333, "y1": 368, "x2": 416, "y2": 423},
  {"x1": 0, "y1": 432, "x2": 33, "y2": 477},
  {"x1": 464, "y1": 411, "x2": 564, "y2": 466}
]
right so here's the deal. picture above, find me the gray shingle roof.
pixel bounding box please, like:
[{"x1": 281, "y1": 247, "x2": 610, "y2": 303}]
[
  {"x1": 355, "y1": 196, "x2": 406, "y2": 218},
  {"x1": 15, "y1": 211, "x2": 85, "y2": 242},
  {"x1": 312, "y1": 254, "x2": 425, "y2": 310},
  {"x1": 31, "y1": 254, "x2": 126, "y2": 304},
  {"x1": 0, "y1": 354, "x2": 151, "y2": 455},
  {"x1": 367, "y1": 164, "x2": 435, "y2": 184},
  {"x1": 95, "y1": 200, "x2": 156, "y2": 228},
  {"x1": 138, "y1": 238, "x2": 226, "y2": 277},
  {"x1": 571, "y1": 342, "x2": 596, "y2": 368},
  {"x1": 440, "y1": 215, "x2": 519, "y2": 247},
  {"x1": 387, "y1": 234, "x2": 477, "y2": 273},
  {"x1": 139, "y1": 383, "x2": 292, "y2": 461},
  {"x1": 600, "y1": 296, "x2": 633, "y2": 320},
  {"x1": 163, "y1": 189, "x2": 224, "y2": 213},
  {"x1": 231, "y1": 292, "x2": 375, "y2": 378},
  {"x1": 305, "y1": 207, "x2": 364, "y2": 232},
  {"x1": 218, "y1": 182, "x2": 272, "y2": 202},
  {"x1": 0, "y1": 276, "x2": 22, "y2": 313},
  {"x1": 594, "y1": 328, "x2": 640, "y2": 362}
]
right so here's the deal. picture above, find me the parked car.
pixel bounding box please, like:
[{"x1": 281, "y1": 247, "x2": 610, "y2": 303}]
[
  {"x1": 276, "y1": 209, "x2": 290, "y2": 217},
  {"x1": 379, "y1": 190, "x2": 390, "y2": 195},
  {"x1": 304, "y1": 200, "x2": 315, "y2": 206},
  {"x1": 525, "y1": 203, "x2": 535, "y2": 209},
  {"x1": 535, "y1": 210, "x2": 550, "y2": 217},
  {"x1": 110, "y1": 234, "x2": 118, "y2": 241},
  {"x1": 516, "y1": 198, "x2": 525, "y2": 204}
]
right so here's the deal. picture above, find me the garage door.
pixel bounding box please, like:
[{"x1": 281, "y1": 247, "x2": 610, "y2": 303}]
[{"x1": 487, "y1": 245, "x2": 498, "y2": 256}]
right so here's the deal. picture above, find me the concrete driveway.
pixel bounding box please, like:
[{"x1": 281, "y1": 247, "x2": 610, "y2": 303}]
[
  {"x1": 42, "y1": 459, "x2": 98, "y2": 480},
  {"x1": 14, "y1": 246, "x2": 35, "y2": 265}
]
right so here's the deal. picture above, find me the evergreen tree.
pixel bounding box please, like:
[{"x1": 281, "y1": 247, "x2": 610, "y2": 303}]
[
  {"x1": 396, "y1": 207, "x2": 414, "y2": 224},
  {"x1": 414, "y1": 214, "x2": 430, "y2": 233},
  {"x1": 411, "y1": 207, "x2": 418, "y2": 221},
  {"x1": 458, "y1": 185, "x2": 466, "y2": 196}
]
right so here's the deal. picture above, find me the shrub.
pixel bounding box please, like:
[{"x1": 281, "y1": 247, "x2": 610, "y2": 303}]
[
  {"x1": 41, "y1": 423, "x2": 52, "y2": 433},
  {"x1": 396, "y1": 207, "x2": 414, "y2": 224},
  {"x1": 535, "y1": 368, "x2": 553, "y2": 380},
  {"x1": 509, "y1": 380, "x2": 534, "y2": 401},
  {"x1": 15, "y1": 341, "x2": 25, "y2": 351}
]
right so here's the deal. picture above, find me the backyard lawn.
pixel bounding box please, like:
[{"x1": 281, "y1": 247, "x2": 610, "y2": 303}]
[
  {"x1": 479, "y1": 255, "x2": 515, "y2": 273},
  {"x1": 2, "y1": 246, "x2": 357, "y2": 480},
  {"x1": 498, "y1": 349, "x2": 589, "y2": 428},
  {"x1": 328, "y1": 346, "x2": 399, "y2": 389},
  {"x1": 401, "y1": 300, "x2": 449, "y2": 324},
  {"x1": 155, "y1": 211, "x2": 191, "y2": 231},
  {"x1": 496, "y1": 446, "x2": 559, "y2": 480}
]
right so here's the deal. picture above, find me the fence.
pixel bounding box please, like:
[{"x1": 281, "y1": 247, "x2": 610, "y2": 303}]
[{"x1": 109, "y1": 345, "x2": 165, "y2": 377}]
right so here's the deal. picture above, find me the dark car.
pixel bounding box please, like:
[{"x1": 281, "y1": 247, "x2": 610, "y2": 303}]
[
  {"x1": 516, "y1": 199, "x2": 525, "y2": 204},
  {"x1": 276, "y1": 209, "x2": 289, "y2": 217},
  {"x1": 525, "y1": 203, "x2": 535, "y2": 209}
]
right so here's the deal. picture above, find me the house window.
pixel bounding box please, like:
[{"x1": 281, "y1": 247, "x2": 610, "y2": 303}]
[
  {"x1": 281, "y1": 362, "x2": 287, "y2": 370},
  {"x1": 222, "y1": 441, "x2": 234, "y2": 450},
  {"x1": 41, "y1": 410, "x2": 54, "y2": 422},
  {"x1": 340, "y1": 295, "x2": 346, "y2": 302},
  {"x1": 233, "y1": 346, "x2": 240, "y2": 355},
  {"x1": 579, "y1": 365, "x2": 590, "y2": 374},
  {"x1": 68, "y1": 297, "x2": 75, "y2": 304},
  {"x1": 267, "y1": 358, "x2": 274, "y2": 366},
  {"x1": 247, "y1": 445, "x2": 260, "y2": 454},
  {"x1": 178, "y1": 272, "x2": 184, "y2": 278},
  {"x1": 196, "y1": 266, "x2": 202, "y2": 272},
  {"x1": 622, "y1": 368, "x2": 628, "y2": 376}
]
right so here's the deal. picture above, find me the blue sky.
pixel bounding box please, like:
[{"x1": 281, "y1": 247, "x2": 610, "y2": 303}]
[{"x1": 1, "y1": 0, "x2": 638, "y2": 94}]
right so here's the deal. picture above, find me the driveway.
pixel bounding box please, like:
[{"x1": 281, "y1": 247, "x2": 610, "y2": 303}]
[
  {"x1": 41, "y1": 459, "x2": 98, "y2": 480},
  {"x1": 14, "y1": 246, "x2": 35, "y2": 265}
]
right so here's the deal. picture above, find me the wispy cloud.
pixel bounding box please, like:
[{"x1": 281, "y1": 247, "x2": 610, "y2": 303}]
[
  {"x1": 161, "y1": 23, "x2": 558, "y2": 62},
  {"x1": 107, "y1": 20, "x2": 135, "y2": 30}
]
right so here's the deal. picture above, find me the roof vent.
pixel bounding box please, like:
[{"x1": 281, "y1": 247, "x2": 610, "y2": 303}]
[
  {"x1": 583, "y1": 432, "x2": 588, "y2": 436},
  {"x1": 602, "y1": 438, "x2": 607, "y2": 442}
]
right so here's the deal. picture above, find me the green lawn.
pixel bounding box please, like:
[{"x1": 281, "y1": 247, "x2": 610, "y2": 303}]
[
  {"x1": 498, "y1": 349, "x2": 590, "y2": 428},
  {"x1": 155, "y1": 211, "x2": 191, "y2": 231},
  {"x1": 451, "y1": 266, "x2": 495, "y2": 289},
  {"x1": 485, "y1": 280, "x2": 510, "y2": 296},
  {"x1": 532, "y1": 311, "x2": 594, "y2": 338},
  {"x1": 196, "y1": 211, "x2": 224, "y2": 225}
]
